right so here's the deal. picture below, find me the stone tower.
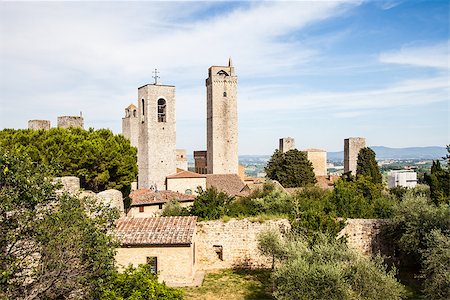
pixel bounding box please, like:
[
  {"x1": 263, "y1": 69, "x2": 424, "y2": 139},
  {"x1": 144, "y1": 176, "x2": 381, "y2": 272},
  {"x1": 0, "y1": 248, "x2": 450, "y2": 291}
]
[
  {"x1": 344, "y1": 137, "x2": 366, "y2": 175},
  {"x1": 279, "y1": 137, "x2": 295, "y2": 153},
  {"x1": 138, "y1": 83, "x2": 176, "y2": 190},
  {"x1": 206, "y1": 59, "x2": 238, "y2": 174},
  {"x1": 28, "y1": 120, "x2": 51, "y2": 130},
  {"x1": 122, "y1": 104, "x2": 139, "y2": 148},
  {"x1": 57, "y1": 116, "x2": 84, "y2": 129}
]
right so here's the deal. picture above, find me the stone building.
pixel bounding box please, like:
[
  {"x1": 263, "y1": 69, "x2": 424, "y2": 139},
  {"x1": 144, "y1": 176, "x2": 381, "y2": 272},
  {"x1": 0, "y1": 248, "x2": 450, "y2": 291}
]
[
  {"x1": 387, "y1": 170, "x2": 417, "y2": 189},
  {"x1": 175, "y1": 149, "x2": 188, "y2": 171},
  {"x1": 344, "y1": 137, "x2": 366, "y2": 175},
  {"x1": 122, "y1": 104, "x2": 139, "y2": 148},
  {"x1": 28, "y1": 119, "x2": 51, "y2": 130},
  {"x1": 279, "y1": 137, "x2": 295, "y2": 153},
  {"x1": 138, "y1": 83, "x2": 177, "y2": 190},
  {"x1": 304, "y1": 148, "x2": 327, "y2": 176},
  {"x1": 194, "y1": 150, "x2": 208, "y2": 174},
  {"x1": 128, "y1": 189, "x2": 195, "y2": 217},
  {"x1": 57, "y1": 116, "x2": 84, "y2": 129},
  {"x1": 166, "y1": 170, "x2": 207, "y2": 196},
  {"x1": 206, "y1": 59, "x2": 238, "y2": 174},
  {"x1": 115, "y1": 216, "x2": 198, "y2": 286}
]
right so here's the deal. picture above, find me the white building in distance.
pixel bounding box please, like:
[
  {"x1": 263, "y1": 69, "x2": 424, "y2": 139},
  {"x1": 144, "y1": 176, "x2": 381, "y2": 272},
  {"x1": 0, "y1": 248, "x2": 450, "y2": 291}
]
[{"x1": 387, "y1": 170, "x2": 417, "y2": 189}]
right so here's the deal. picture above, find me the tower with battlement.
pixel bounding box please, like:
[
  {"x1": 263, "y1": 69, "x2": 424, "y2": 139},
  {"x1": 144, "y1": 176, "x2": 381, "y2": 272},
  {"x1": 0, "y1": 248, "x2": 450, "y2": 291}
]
[
  {"x1": 279, "y1": 137, "x2": 295, "y2": 153},
  {"x1": 206, "y1": 59, "x2": 238, "y2": 174},
  {"x1": 137, "y1": 82, "x2": 176, "y2": 190},
  {"x1": 122, "y1": 104, "x2": 139, "y2": 148}
]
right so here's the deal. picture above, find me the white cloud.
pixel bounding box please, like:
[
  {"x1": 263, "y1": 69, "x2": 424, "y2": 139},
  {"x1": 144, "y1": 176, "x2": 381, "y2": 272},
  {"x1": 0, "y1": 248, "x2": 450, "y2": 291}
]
[{"x1": 379, "y1": 41, "x2": 449, "y2": 69}]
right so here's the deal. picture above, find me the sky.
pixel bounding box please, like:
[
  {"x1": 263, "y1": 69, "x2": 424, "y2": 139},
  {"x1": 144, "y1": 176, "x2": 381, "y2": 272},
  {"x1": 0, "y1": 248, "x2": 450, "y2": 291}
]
[{"x1": 0, "y1": 0, "x2": 448, "y2": 154}]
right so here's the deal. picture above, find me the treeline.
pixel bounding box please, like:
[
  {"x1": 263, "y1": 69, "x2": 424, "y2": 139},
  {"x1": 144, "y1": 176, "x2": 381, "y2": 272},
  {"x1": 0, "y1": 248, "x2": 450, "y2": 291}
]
[{"x1": 0, "y1": 128, "x2": 138, "y2": 194}]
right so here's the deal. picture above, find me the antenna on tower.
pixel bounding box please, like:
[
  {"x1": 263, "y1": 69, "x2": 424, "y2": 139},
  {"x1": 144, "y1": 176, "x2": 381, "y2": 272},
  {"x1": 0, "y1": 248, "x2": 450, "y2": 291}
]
[
  {"x1": 152, "y1": 69, "x2": 160, "y2": 85},
  {"x1": 228, "y1": 57, "x2": 233, "y2": 67}
]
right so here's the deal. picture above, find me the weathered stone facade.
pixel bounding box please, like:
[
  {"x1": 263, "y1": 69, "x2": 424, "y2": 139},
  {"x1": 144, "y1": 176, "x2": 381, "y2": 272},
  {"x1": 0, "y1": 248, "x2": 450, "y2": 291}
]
[
  {"x1": 138, "y1": 84, "x2": 176, "y2": 190},
  {"x1": 28, "y1": 119, "x2": 50, "y2": 130},
  {"x1": 206, "y1": 60, "x2": 238, "y2": 175},
  {"x1": 337, "y1": 218, "x2": 390, "y2": 256},
  {"x1": 194, "y1": 150, "x2": 207, "y2": 174},
  {"x1": 97, "y1": 189, "x2": 124, "y2": 216},
  {"x1": 57, "y1": 116, "x2": 84, "y2": 129},
  {"x1": 175, "y1": 149, "x2": 188, "y2": 171},
  {"x1": 305, "y1": 148, "x2": 327, "y2": 176},
  {"x1": 122, "y1": 104, "x2": 139, "y2": 148},
  {"x1": 344, "y1": 137, "x2": 366, "y2": 175},
  {"x1": 279, "y1": 137, "x2": 295, "y2": 153},
  {"x1": 195, "y1": 219, "x2": 290, "y2": 270}
]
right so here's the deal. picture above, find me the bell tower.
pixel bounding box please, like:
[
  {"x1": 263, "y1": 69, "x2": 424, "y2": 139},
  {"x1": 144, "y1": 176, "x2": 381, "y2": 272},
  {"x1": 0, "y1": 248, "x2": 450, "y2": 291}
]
[{"x1": 206, "y1": 58, "x2": 238, "y2": 174}]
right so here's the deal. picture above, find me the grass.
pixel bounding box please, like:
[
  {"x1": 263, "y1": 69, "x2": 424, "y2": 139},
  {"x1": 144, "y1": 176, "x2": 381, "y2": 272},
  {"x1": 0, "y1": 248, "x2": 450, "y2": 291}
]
[{"x1": 183, "y1": 269, "x2": 275, "y2": 300}]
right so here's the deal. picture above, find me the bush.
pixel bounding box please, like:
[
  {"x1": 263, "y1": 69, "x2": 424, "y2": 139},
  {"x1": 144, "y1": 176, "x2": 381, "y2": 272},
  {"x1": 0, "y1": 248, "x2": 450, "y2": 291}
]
[
  {"x1": 161, "y1": 200, "x2": 190, "y2": 217},
  {"x1": 99, "y1": 264, "x2": 183, "y2": 300},
  {"x1": 189, "y1": 187, "x2": 234, "y2": 220}
]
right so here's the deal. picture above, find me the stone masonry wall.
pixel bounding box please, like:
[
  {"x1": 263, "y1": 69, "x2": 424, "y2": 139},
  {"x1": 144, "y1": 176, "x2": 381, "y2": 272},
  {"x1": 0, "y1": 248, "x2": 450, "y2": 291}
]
[
  {"x1": 337, "y1": 218, "x2": 390, "y2": 256},
  {"x1": 195, "y1": 219, "x2": 290, "y2": 270},
  {"x1": 57, "y1": 116, "x2": 84, "y2": 129},
  {"x1": 28, "y1": 120, "x2": 51, "y2": 130}
]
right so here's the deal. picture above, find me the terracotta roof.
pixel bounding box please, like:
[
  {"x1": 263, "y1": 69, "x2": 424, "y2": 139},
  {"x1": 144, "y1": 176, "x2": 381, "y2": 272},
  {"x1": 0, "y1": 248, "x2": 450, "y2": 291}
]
[
  {"x1": 130, "y1": 189, "x2": 195, "y2": 206},
  {"x1": 115, "y1": 216, "x2": 197, "y2": 246},
  {"x1": 205, "y1": 174, "x2": 246, "y2": 197},
  {"x1": 166, "y1": 170, "x2": 206, "y2": 179},
  {"x1": 127, "y1": 103, "x2": 137, "y2": 109}
]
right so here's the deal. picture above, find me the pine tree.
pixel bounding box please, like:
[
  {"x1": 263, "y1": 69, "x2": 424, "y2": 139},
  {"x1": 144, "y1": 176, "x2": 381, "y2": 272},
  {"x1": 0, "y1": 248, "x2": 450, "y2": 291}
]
[
  {"x1": 356, "y1": 147, "x2": 382, "y2": 184},
  {"x1": 265, "y1": 149, "x2": 316, "y2": 188}
]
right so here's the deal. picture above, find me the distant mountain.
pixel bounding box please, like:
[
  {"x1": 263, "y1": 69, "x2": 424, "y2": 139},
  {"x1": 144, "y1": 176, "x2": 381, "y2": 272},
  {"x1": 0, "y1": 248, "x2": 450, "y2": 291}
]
[{"x1": 328, "y1": 146, "x2": 447, "y2": 161}]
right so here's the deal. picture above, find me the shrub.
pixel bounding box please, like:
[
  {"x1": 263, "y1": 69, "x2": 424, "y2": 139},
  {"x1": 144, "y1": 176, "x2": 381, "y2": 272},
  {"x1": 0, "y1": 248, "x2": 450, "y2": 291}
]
[{"x1": 161, "y1": 200, "x2": 189, "y2": 217}]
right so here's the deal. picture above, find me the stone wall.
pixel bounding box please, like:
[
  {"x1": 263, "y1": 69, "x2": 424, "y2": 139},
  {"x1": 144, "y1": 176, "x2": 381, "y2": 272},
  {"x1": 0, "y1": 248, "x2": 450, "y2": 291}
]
[
  {"x1": 337, "y1": 218, "x2": 390, "y2": 256},
  {"x1": 28, "y1": 119, "x2": 51, "y2": 130},
  {"x1": 305, "y1": 149, "x2": 327, "y2": 176},
  {"x1": 344, "y1": 137, "x2": 366, "y2": 175},
  {"x1": 195, "y1": 218, "x2": 290, "y2": 270},
  {"x1": 279, "y1": 137, "x2": 295, "y2": 153},
  {"x1": 57, "y1": 116, "x2": 84, "y2": 129}
]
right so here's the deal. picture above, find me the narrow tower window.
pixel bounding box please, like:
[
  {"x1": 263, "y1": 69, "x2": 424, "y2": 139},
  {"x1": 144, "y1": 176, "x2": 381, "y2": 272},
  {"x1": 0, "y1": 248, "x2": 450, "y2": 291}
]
[
  {"x1": 223, "y1": 92, "x2": 227, "y2": 97},
  {"x1": 157, "y1": 98, "x2": 166, "y2": 122},
  {"x1": 133, "y1": 110, "x2": 137, "y2": 117},
  {"x1": 142, "y1": 99, "x2": 145, "y2": 115}
]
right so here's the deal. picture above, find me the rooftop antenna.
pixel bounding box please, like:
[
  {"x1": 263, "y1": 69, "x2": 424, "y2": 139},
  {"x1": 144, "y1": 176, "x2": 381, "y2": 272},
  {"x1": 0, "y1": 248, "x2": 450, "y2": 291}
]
[
  {"x1": 152, "y1": 68, "x2": 160, "y2": 85},
  {"x1": 80, "y1": 111, "x2": 83, "y2": 117}
]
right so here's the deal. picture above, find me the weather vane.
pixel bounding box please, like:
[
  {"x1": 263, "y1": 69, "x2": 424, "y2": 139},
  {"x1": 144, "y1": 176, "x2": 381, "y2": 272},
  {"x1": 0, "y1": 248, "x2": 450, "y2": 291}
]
[{"x1": 152, "y1": 68, "x2": 160, "y2": 85}]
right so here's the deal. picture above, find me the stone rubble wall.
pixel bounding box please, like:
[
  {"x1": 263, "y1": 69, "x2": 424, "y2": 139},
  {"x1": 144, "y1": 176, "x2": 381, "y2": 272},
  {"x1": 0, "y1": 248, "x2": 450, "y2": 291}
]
[
  {"x1": 337, "y1": 218, "x2": 390, "y2": 256},
  {"x1": 195, "y1": 218, "x2": 290, "y2": 270}
]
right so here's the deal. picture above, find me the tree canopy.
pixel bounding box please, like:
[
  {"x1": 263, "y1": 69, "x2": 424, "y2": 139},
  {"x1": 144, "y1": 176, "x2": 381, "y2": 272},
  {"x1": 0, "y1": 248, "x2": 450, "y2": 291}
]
[
  {"x1": 0, "y1": 128, "x2": 138, "y2": 194},
  {"x1": 424, "y1": 146, "x2": 450, "y2": 205},
  {"x1": 265, "y1": 149, "x2": 316, "y2": 188},
  {"x1": 356, "y1": 147, "x2": 382, "y2": 184}
]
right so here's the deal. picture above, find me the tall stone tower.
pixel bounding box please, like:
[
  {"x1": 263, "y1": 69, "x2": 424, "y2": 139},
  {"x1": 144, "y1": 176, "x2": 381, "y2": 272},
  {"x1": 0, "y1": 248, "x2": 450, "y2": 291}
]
[
  {"x1": 344, "y1": 137, "x2": 366, "y2": 175},
  {"x1": 138, "y1": 83, "x2": 176, "y2": 190},
  {"x1": 279, "y1": 137, "x2": 295, "y2": 153},
  {"x1": 122, "y1": 104, "x2": 139, "y2": 148},
  {"x1": 206, "y1": 59, "x2": 238, "y2": 174}
]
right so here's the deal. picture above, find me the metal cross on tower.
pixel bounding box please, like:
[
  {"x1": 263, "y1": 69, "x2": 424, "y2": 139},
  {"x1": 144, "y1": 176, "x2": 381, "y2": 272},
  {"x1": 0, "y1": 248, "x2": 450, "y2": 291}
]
[{"x1": 152, "y1": 68, "x2": 160, "y2": 85}]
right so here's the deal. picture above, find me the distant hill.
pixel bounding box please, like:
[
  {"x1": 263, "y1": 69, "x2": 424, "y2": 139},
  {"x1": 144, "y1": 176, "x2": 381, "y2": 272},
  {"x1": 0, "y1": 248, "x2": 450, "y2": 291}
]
[{"x1": 327, "y1": 146, "x2": 447, "y2": 161}]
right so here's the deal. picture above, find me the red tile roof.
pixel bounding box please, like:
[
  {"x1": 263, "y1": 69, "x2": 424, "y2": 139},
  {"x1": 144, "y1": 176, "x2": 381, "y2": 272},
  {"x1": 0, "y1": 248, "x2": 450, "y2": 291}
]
[
  {"x1": 166, "y1": 170, "x2": 206, "y2": 179},
  {"x1": 205, "y1": 174, "x2": 247, "y2": 197},
  {"x1": 130, "y1": 189, "x2": 195, "y2": 206},
  {"x1": 115, "y1": 216, "x2": 197, "y2": 246}
]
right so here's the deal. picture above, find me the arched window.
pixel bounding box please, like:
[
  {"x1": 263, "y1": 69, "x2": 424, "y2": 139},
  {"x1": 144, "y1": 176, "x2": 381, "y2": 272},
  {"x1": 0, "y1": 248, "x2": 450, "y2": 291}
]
[
  {"x1": 185, "y1": 189, "x2": 192, "y2": 195},
  {"x1": 157, "y1": 98, "x2": 166, "y2": 122},
  {"x1": 133, "y1": 110, "x2": 137, "y2": 117},
  {"x1": 223, "y1": 92, "x2": 227, "y2": 97},
  {"x1": 142, "y1": 99, "x2": 145, "y2": 116}
]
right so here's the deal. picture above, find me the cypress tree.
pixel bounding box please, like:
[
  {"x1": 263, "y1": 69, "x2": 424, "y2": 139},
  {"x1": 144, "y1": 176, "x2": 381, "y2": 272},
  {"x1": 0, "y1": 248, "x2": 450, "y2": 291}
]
[{"x1": 356, "y1": 147, "x2": 382, "y2": 184}]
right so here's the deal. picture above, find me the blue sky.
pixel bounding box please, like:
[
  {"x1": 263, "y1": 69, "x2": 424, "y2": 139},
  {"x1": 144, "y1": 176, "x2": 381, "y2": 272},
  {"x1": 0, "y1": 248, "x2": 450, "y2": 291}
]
[{"x1": 0, "y1": 0, "x2": 448, "y2": 154}]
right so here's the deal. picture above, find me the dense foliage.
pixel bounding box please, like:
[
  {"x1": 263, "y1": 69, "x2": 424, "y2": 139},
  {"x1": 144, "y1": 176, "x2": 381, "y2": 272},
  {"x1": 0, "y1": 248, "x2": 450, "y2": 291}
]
[
  {"x1": 356, "y1": 147, "x2": 382, "y2": 184},
  {"x1": 0, "y1": 150, "x2": 119, "y2": 299},
  {"x1": 189, "y1": 187, "x2": 234, "y2": 220},
  {"x1": 161, "y1": 199, "x2": 190, "y2": 217},
  {"x1": 257, "y1": 232, "x2": 406, "y2": 300},
  {"x1": 99, "y1": 264, "x2": 183, "y2": 300},
  {"x1": 424, "y1": 159, "x2": 450, "y2": 205},
  {"x1": 265, "y1": 149, "x2": 316, "y2": 188},
  {"x1": 0, "y1": 128, "x2": 138, "y2": 194},
  {"x1": 387, "y1": 191, "x2": 450, "y2": 299}
]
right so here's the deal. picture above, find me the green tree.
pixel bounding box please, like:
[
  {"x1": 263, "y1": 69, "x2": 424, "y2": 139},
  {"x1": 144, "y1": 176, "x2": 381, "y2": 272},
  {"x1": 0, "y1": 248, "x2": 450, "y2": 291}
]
[
  {"x1": 161, "y1": 200, "x2": 190, "y2": 217},
  {"x1": 258, "y1": 232, "x2": 406, "y2": 300},
  {"x1": 0, "y1": 150, "x2": 119, "y2": 299},
  {"x1": 189, "y1": 187, "x2": 234, "y2": 220},
  {"x1": 265, "y1": 149, "x2": 316, "y2": 188},
  {"x1": 424, "y1": 158, "x2": 450, "y2": 205},
  {"x1": 99, "y1": 264, "x2": 183, "y2": 300},
  {"x1": 0, "y1": 128, "x2": 138, "y2": 194},
  {"x1": 356, "y1": 147, "x2": 382, "y2": 184}
]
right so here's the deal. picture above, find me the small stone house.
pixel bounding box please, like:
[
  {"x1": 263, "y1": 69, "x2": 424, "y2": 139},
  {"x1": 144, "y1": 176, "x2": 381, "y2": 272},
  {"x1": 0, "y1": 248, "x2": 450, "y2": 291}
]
[
  {"x1": 166, "y1": 170, "x2": 207, "y2": 196},
  {"x1": 115, "y1": 216, "x2": 198, "y2": 286},
  {"x1": 128, "y1": 189, "x2": 195, "y2": 217}
]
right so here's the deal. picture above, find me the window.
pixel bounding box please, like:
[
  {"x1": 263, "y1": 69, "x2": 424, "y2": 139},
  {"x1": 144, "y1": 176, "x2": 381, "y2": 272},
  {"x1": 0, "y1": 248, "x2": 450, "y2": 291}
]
[
  {"x1": 147, "y1": 256, "x2": 157, "y2": 274},
  {"x1": 185, "y1": 189, "x2": 192, "y2": 195},
  {"x1": 223, "y1": 91, "x2": 227, "y2": 97},
  {"x1": 139, "y1": 205, "x2": 144, "y2": 213},
  {"x1": 157, "y1": 98, "x2": 166, "y2": 122},
  {"x1": 158, "y1": 203, "x2": 163, "y2": 209},
  {"x1": 142, "y1": 99, "x2": 145, "y2": 115},
  {"x1": 213, "y1": 245, "x2": 223, "y2": 261},
  {"x1": 133, "y1": 110, "x2": 137, "y2": 117}
]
